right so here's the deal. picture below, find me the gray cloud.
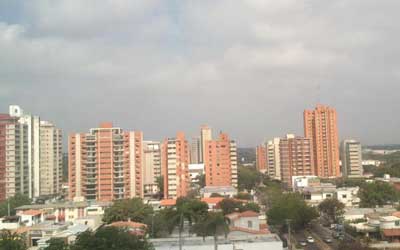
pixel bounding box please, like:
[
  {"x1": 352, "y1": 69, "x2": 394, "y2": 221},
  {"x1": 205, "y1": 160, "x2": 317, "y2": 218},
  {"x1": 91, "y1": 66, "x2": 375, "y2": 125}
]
[{"x1": 1, "y1": 0, "x2": 400, "y2": 147}]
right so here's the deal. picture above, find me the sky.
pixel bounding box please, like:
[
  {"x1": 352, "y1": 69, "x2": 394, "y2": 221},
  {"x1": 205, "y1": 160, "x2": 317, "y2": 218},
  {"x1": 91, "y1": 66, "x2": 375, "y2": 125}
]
[{"x1": 0, "y1": 0, "x2": 399, "y2": 147}]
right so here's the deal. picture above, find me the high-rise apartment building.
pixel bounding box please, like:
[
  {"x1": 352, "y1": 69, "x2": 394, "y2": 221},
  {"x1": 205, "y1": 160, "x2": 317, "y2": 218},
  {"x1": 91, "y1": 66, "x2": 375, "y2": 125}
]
[
  {"x1": 161, "y1": 132, "x2": 190, "y2": 199},
  {"x1": 0, "y1": 114, "x2": 29, "y2": 200},
  {"x1": 204, "y1": 133, "x2": 232, "y2": 187},
  {"x1": 143, "y1": 141, "x2": 161, "y2": 197},
  {"x1": 340, "y1": 140, "x2": 363, "y2": 177},
  {"x1": 230, "y1": 140, "x2": 238, "y2": 188},
  {"x1": 69, "y1": 123, "x2": 143, "y2": 201},
  {"x1": 304, "y1": 105, "x2": 340, "y2": 177},
  {"x1": 39, "y1": 121, "x2": 62, "y2": 196},
  {"x1": 190, "y1": 136, "x2": 201, "y2": 164},
  {"x1": 9, "y1": 105, "x2": 41, "y2": 198},
  {"x1": 200, "y1": 125, "x2": 212, "y2": 163},
  {"x1": 256, "y1": 145, "x2": 267, "y2": 173},
  {"x1": 266, "y1": 138, "x2": 281, "y2": 180},
  {"x1": 279, "y1": 134, "x2": 313, "y2": 188}
]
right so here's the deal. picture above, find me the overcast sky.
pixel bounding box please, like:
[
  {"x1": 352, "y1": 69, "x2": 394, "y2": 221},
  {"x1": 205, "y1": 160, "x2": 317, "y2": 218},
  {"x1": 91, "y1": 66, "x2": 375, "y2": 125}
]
[{"x1": 1, "y1": 0, "x2": 399, "y2": 147}]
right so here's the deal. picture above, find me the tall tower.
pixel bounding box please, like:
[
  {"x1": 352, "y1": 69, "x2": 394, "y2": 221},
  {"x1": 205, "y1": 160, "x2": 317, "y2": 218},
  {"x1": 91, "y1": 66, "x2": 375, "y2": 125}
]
[
  {"x1": 39, "y1": 121, "x2": 63, "y2": 196},
  {"x1": 340, "y1": 140, "x2": 363, "y2": 177},
  {"x1": 304, "y1": 105, "x2": 340, "y2": 177},
  {"x1": 256, "y1": 145, "x2": 267, "y2": 173},
  {"x1": 204, "y1": 133, "x2": 232, "y2": 187},
  {"x1": 200, "y1": 125, "x2": 212, "y2": 163},
  {"x1": 190, "y1": 136, "x2": 201, "y2": 164},
  {"x1": 161, "y1": 132, "x2": 190, "y2": 199},
  {"x1": 279, "y1": 134, "x2": 313, "y2": 188},
  {"x1": 266, "y1": 138, "x2": 281, "y2": 180},
  {"x1": 68, "y1": 123, "x2": 143, "y2": 201},
  {"x1": 143, "y1": 141, "x2": 161, "y2": 197}
]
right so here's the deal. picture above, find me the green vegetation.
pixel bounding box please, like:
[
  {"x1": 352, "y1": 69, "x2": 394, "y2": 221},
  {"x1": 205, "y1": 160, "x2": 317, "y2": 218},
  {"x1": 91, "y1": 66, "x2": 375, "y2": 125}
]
[
  {"x1": 70, "y1": 227, "x2": 153, "y2": 250},
  {"x1": 0, "y1": 230, "x2": 26, "y2": 250},
  {"x1": 238, "y1": 166, "x2": 263, "y2": 192},
  {"x1": 192, "y1": 212, "x2": 230, "y2": 250},
  {"x1": 156, "y1": 175, "x2": 164, "y2": 198},
  {"x1": 267, "y1": 193, "x2": 318, "y2": 230},
  {"x1": 102, "y1": 198, "x2": 153, "y2": 224},
  {"x1": 44, "y1": 238, "x2": 69, "y2": 250},
  {"x1": 0, "y1": 194, "x2": 31, "y2": 217},
  {"x1": 373, "y1": 162, "x2": 400, "y2": 178},
  {"x1": 217, "y1": 198, "x2": 260, "y2": 215},
  {"x1": 358, "y1": 182, "x2": 399, "y2": 207},
  {"x1": 337, "y1": 240, "x2": 370, "y2": 250},
  {"x1": 234, "y1": 192, "x2": 253, "y2": 200},
  {"x1": 318, "y1": 198, "x2": 345, "y2": 223},
  {"x1": 257, "y1": 177, "x2": 284, "y2": 210}
]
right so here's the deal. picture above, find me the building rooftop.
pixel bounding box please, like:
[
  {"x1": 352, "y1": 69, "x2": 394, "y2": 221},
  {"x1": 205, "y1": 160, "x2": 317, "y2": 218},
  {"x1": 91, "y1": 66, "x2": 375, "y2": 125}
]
[{"x1": 16, "y1": 200, "x2": 112, "y2": 210}]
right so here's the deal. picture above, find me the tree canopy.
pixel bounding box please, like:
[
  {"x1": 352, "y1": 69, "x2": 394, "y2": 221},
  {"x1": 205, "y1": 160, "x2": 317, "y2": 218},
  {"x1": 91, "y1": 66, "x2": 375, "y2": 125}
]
[
  {"x1": 0, "y1": 230, "x2": 27, "y2": 250},
  {"x1": 217, "y1": 198, "x2": 260, "y2": 215},
  {"x1": 70, "y1": 227, "x2": 153, "y2": 250},
  {"x1": 102, "y1": 198, "x2": 153, "y2": 224},
  {"x1": 0, "y1": 194, "x2": 31, "y2": 217},
  {"x1": 44, "y1": 238, "x2": 69, "y2": 250},
  {"x1": 238, "y1": 166, "x2": 262, "y2": 192},
  {"x1": 318, "y1": 198, "x2": 345, "y2": 223},
  {"x1": 358, "y1": 181, "x2": 399, "y2": 207},
  {"x1": 267, "y1": 193, "x2": 318, "y2": 230}
]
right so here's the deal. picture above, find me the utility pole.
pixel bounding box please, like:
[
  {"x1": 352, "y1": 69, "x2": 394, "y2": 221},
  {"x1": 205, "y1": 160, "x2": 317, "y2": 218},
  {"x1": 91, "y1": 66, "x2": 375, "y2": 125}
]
[
  {"x1": 286, "y1": 219, "x2": 292, "y2": 250},
  {"x1": 179, "y1": 212, "x2": 183, "y2": 250},
  {"x1": 7, "y1": 200, "x2": 10, "y2": 216},
  {"x1": 151, "y1": 213, "x2": 155, "y2": 238}
]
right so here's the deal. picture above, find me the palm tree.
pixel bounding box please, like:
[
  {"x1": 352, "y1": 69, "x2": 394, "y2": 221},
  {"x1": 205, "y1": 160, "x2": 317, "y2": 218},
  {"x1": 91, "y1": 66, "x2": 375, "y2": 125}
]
[{"x1": 203, "y1": 212, "x2": 230, "y2": 250}]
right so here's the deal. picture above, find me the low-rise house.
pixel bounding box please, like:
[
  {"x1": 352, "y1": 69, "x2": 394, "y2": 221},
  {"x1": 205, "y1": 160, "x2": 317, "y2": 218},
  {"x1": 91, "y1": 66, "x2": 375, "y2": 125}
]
[
  {"x1": 335, "y1": 187, "x2": 360, "y2": 207},
  {"x1": 226, "y1": 211, "x2": 269, "y2": 236},
  {"x1": 200, "y1": 186, "x2": 237, "y2": 198},
  {"x1": 36, "y1": 223, "x2": 89, "y2": 249},
  {"x1": 0, "y1": 216, "x2": 21, "y2": 230},
  {"x1": 17, "y1": 209, "x2": 43, "y2": 226},
  {"x1": 108, "y1": 221, "x2": 148, "y2": 236},
  {"x1": 300, "y1": 183, "x2": 337, "y2": 206},
  {"x1": 16, "y1": 200, "x2": 112, "y2": 223}
]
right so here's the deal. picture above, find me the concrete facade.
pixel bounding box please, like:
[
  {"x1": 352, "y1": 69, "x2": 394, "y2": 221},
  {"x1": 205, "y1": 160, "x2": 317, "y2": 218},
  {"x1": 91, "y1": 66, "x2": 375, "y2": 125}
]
[{"x1": 341, "y1": 140, "x2": 363, "y2": 177}]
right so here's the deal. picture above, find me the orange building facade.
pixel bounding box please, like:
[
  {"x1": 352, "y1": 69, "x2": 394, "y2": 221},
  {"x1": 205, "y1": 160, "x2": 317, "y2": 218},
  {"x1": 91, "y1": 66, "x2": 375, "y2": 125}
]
[
  {"x1": 161, "y1": 132, "x2": 190, "y2": 199},
  {"x1": 68, "y1": 123, "x2": 143, "y2": 201},
  {"x1": 304, "y1": 105, "x2": 340, "y2": 178},
  {"x1": 279, "y1": 135, "x2": 314, "y2": 188},
  {"x1": 204, "y1": 133, "x2": 233, "y2": 187},
  {"x1": 256, "y1": 145, "x2": 267, "y2": 173}
]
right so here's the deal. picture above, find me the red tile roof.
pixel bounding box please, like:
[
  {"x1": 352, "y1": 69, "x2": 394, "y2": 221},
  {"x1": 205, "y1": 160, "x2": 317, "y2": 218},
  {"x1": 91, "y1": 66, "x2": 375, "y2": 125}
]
[
  {"x1": 229, "y1": 226, "x2": 270, "y2": 235},
  {"x1": 21, "y1": 209, "x2": 42, "y2": 216},
  {"x1": 109, "y1": 221, "x2": 147, "y2": 229},
  {"x1": 226, "y1": 210, "x2": 260, "y2": 220},
  {"x1": 160, "y1": 199, "x2": 176, "y2": 206},
  {"x1": 383, "y1": 229, "x2": 400, "y2": 237},
  {"x1": 201, "y1": 197, "x2": 225, "y2": 204}
]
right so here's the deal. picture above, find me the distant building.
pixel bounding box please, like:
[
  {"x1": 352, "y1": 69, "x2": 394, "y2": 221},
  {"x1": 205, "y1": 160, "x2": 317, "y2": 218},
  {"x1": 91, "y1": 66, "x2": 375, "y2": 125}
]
[
  {"x1": 256, "y1": 145, "x2": 267, "y2": 173},
  {"x1": 69, "y1": 122, "x2": 143, "y2": 201},
  {"x1": 204, "y1": 133, "x2": 235, "y2": 187},
  {"x1": 161, "y1": 132, "x2": 190, "y2": 199},
  {"x1": 143, "y1": 141, "x2": 161, "y2": 197},
  {"x1": 200, "y1": 186, "x2": 237, "y2": 198},
  {"x1": 341, "y1": 140, "x2": 363, "y2": 177},
  {"x1": 304, "y1": 105, "x2": 340, "y2": 177},
  {"x1": 279, "y1": 134, "x2": 314, "y2": 188},
  {"x1": 266, "y1": 138, "x2": 281, "y2": 180},
  {"x1": 230, "y1": 140, "x2": 238, "y2": 188},
  {"x1": 39, "y1": 121, "x2": 63, "y2": 196},
  {"x1": 0, "y1": 105, "x2": 62, "y2": 200},
  {"x1": 190, "y1": 136, "x2": 201, "y2": 164},
  {"x1": 188, "y1": 163, "x2": 204, "y2": 186},
  {"x1": 200, "y1": 125, "x2": 212, "y2": 163}
]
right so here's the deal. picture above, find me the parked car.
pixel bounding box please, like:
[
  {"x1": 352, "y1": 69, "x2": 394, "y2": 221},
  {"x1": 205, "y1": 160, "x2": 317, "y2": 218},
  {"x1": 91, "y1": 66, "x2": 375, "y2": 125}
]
[
  {"x1": 299, "y1": 241, "x2": 307, "y2": 247},
  {"x1": 307, "y1": 236, "x2": 315, "y2": 243},
  {"x1": 324, "y1": 238, "x2": 333, "y2": 243}
]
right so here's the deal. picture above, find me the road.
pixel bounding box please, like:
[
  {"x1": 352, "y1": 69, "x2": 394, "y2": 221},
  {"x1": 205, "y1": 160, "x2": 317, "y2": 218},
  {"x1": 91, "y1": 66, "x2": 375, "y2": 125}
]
[{"x1": 293, "y1": 230, "x2": 321, "y2": 250}]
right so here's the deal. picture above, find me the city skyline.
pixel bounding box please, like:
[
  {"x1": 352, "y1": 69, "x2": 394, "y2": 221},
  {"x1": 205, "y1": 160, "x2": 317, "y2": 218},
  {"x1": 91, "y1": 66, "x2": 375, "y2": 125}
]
[{"x1": 1, "y1": 1, "x2": 400, "y2": 147}]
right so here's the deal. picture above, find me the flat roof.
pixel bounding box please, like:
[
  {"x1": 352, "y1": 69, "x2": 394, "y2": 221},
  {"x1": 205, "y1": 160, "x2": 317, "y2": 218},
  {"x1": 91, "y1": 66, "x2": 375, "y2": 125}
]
[{"x1": 16, "y1": 201, "x2": 112, "y2": 210}]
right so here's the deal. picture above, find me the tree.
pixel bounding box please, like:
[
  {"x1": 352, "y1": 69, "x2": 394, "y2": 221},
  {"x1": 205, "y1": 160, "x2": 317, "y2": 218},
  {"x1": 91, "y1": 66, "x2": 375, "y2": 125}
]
[
  {"x1": 0, "y1": 230, "x2": 27, "y2": 250},
  {"x1": 267, "y1": 193, "x2": 318, "y2": 230},
  {"x1": 238, "y1": 166, "x2": 262, "y2": 192},
  {"x1": 235, "y1": 192, "x2": 253, "y2": 200},
  {"x1": 241, "y1": 202, "x2": 261, "y2": 213},
  {"x1": 102, "y1": 198, "x2": 153, "y2": 224},
  {"x1": 70, "y1": 227, "x2": 153, "y2": 250},
  {"x1": 195, "y1": 174, "x2": 206, "y2": 188},
  {"x1": 0, "y1": 194, "x2": 31, "y2": 217},
  {"x1": 358, "y1": 182, "x2": 399, "y2": 208},
  {"x1": 338, "y1": 240, "x2": 370, "y2": 250},
  {"x1": 44, "y1": 238, "x2": 69, "y2": 250},
  {"x1": 218, "y1": 198, "x2": 242, "y2": 215},
  {"x1": 318, "y1": 198, "x2": 345, "y2": 223},
  {"x1": 192, "y1": 212, "x2": 230, "y2": 250},
  {"x1": 156, "y1": 175, "x2": 164, "y2": 199}
]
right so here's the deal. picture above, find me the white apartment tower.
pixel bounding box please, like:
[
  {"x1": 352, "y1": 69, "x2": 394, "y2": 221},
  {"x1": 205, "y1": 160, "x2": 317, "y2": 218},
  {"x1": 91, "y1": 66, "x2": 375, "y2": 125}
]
[
  {"x1": 341, "y1": 140, "x2": 363, "y2": 177},
  {"x1": 143, "y1": 141, "x2": 161, "y2": 197}
]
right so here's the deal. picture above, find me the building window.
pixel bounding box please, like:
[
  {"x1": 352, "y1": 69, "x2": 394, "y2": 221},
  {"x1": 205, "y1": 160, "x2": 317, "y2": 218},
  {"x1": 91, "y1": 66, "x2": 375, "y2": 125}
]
[{"x1": 248, "y1": 221, "x2": 253, "y2": 228}]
